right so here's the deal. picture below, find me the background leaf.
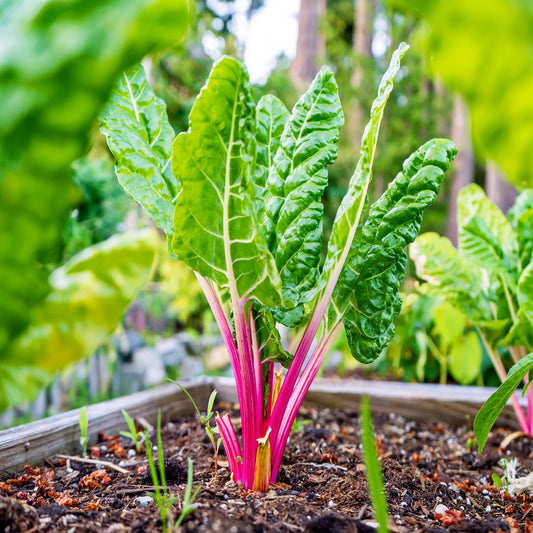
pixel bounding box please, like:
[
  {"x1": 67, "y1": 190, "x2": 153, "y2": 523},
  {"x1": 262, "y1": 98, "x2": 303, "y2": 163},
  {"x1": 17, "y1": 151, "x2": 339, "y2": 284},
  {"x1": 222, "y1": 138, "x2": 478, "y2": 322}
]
[
  {"x1": 449, "y1": 331, "x2": 482, "y2": 385},
  {"x1": 0, "y1": 0, "x2": 190, "y2": 356},
  {"x1": 0, "y1": 230, "x2": 158, "y2": 411},
  {"x1": 100, "y1": 64, "x2": 177, "y2": 238},
  {"x1": 172, "y1": 57, "x2": 281, "y2": 307},
  {"x1": 410, "y1": 232, "x2": 491, "y2": 322}
]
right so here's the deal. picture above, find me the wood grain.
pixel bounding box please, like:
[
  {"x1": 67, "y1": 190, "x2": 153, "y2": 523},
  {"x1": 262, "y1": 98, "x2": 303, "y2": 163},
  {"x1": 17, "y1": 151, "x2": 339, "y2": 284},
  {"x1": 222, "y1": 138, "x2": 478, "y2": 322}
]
[{"x1": 0, "y1": 378, "x2": 212, "y2": 475}]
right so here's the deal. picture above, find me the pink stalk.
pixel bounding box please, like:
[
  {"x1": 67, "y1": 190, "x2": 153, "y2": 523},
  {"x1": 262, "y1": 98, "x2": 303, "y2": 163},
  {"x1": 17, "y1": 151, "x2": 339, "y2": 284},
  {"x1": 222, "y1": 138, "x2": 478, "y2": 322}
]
[
  {"x1": 527, "y1": 375, "x2": 533, "y2": 435},
  {"x1": 270, "y1": 323, "x2": 342, "y2": 481},
  {"x1": 232, "y1": 300, "x2": 262, "y2": 487},
  {"x1": 216, "y1": 413, "x2": 243, "y2": 481},
  {"x1": 511, "y1": 393, "x2": 530, "y2": 435}
]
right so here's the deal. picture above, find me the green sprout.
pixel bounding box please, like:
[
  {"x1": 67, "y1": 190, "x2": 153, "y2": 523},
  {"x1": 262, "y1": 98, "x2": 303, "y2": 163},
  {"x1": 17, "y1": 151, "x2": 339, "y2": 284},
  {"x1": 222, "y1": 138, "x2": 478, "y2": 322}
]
[
  {"x1": 79, "y1": 406, "x2": 89, "y2": 457},
  {"x1": 120, "y1": 409, "x2": 144, "y2": 452},
  {"x1": 168, "y1": 380, "x2": 222, "y2": 473},
  {"x1": 144, "y1": 410, "x2": 200, "y2": 532}
]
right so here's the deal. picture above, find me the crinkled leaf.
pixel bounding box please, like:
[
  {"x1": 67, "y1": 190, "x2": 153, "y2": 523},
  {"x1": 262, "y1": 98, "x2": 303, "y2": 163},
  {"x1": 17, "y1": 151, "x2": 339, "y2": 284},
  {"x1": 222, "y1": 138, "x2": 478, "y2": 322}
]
[
  {"x1": 265, "y1": 68, "x2": 344, "y2": 305},
  {"x1": 0, "y1": 230, "x2": 158, "y2": 411},
  {"x1": 411, "y1": 232, "x2": 491, "y2": 322},
  {"x1": 253, "y1": 95, "x2": 289, "y2": 221},
  {"x1": 0, "y1": 0, "x2": 190, "y2": 355},
  {"x1": 171, "y1": 57, "x2": 281, "y2": 307},
  {"x1": 449, "y1": 331, "x2": 482, "y2": 385},
  {"x1": 321, "y1": 43, "x2": 409, "y2": 325},
  {"x1": 342, "y1": 139, "x2": 457, "y2": 364},
  {"x1": 100, "y1": 64, "x2": 177, "y2": 238},
  {"x1": 474, "y1": 353, "x2": 533, "y2": 453},
  {"x1": 457, "y1": 186, "x2": 518, "y2": 287}
]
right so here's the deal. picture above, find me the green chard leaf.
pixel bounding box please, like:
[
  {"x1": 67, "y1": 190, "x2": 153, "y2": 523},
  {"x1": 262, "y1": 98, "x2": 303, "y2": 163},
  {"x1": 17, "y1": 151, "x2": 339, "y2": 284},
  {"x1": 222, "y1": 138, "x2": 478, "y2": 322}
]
[
  {"x1": 171, "y1": 57, "x2": 282, "y2": 307},
  {"x1": 0, "y1": 230, "x2": 157, "y2": 411},
  {"x1": 322, "y1": 43, "x2": 409, "y2": 326},
  {"x1": 474, "y1": 353, "x2": 533, "y2": 453},
  {"x1": 518, "y1": 262, "x2": 533, "y2": 328},
  {"x1": 100, "y1": 64, "x2": 177, "y2": 238},
  {"x1": 410, "y1": 232, "x2": 491, "y2": 322},
  {"x1": 508, "y1": 189, "x2": 533, "y2": 269},
  {"x1": 253, "y1": 95, "x2": 290, "y2": 221},
  {"x1": 457, "y1": 184, "x2": 519, "y2": 285},
  {"x1": 341, "y1": 139, "x2": 457, "y2": 364},
  {"x1": 265, "y1": 67, "x2": 344, "y2": 306}
]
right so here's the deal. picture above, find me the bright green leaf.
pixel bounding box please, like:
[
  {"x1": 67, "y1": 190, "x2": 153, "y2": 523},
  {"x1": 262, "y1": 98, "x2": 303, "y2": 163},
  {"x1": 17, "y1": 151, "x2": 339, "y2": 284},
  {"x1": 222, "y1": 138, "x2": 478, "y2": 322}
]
[
  {"x1": 343, "y1": 139, "x2": 457, "y2": 364},
  {"x1": 100, "y1": 64, "x2": 177, "y2": 238},
  {"x1": 265, "y1": 68, "x2": 344, "y2": 305},
  {"x1": 171, "y1": 57, "x2": 281, "y2": 307},
  {"x1": 322, "y1": 43, "x2": 409, "y2": 325},
  {"x1": 474, "y1": 353, "x2": 533, "y2": 453}
]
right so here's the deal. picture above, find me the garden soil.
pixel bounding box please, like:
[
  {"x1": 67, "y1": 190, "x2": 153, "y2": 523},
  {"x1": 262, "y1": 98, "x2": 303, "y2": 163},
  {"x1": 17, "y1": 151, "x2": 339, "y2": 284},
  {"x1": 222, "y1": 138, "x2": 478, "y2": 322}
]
[{"x1": 1, "y1": 404, "x2": 532, "y2": 532}]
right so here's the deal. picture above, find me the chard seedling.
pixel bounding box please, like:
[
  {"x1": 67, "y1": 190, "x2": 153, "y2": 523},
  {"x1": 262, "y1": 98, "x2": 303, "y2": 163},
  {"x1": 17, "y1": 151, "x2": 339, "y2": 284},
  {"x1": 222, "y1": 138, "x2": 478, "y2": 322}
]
[
  {"x1": 120, "y1": 409, "x2": 144, "y2": 453},
  {"x1": 168, "y1": 380, "x2": 221, "y2": 473},
  {"x1": 101, "y1": 43, "x2": 456, "y2": 491},
  {"x1": 79, "y1": 406, "x2": 89, "y2": 457},
  {"x1": 144, "y1": 410, "x2": 200, "y2": 532}
]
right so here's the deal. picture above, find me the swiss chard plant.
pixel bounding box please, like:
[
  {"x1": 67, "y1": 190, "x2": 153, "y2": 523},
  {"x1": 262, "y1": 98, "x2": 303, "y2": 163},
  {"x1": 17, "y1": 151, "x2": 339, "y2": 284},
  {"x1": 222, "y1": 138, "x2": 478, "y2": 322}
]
[
  {"x1": 411, "y1": 185, "x2": 533, "y2": 443},
  {"x1": 101, "y1": 42, "x2": 456, "y2": 491}
]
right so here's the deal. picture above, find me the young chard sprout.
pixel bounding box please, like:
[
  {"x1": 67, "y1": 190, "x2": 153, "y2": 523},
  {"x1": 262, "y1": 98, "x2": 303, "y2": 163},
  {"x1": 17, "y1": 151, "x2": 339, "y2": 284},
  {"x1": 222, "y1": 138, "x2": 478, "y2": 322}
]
[
  {"x1": 101, "y1": 42, "x2": 456, "y2": 491},
  {"x1": 120, "y1": 409, "x2": 144, "y2": 453},
  {"x1": 168, "y1": 379, "x2": 221, "y2": 473},
  {"x1": 79, "y1": 406, "x2": 89, "y2": 458}
]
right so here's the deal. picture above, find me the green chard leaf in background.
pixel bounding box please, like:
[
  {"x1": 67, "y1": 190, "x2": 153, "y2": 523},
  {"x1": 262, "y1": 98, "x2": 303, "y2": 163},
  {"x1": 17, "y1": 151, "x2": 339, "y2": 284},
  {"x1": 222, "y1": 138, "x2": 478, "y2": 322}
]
[
  {"x1": 172, "y1": 57, "x2": 282, "y2": 308},
  {"x1": 0, "y1": 231, "x2": 158, "y2": 411},
  {"x1": 100, "y1": 65, "x2": 178, "y2": 239},
  {"x1": 0, "y1": 0, "x2": 190, "y2": 357}
]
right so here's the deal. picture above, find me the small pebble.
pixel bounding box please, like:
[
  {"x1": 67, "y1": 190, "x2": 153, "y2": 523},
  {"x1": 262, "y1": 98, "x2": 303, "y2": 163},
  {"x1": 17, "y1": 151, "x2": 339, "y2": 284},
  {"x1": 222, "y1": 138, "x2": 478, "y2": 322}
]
[
  {"x1": 434, "y1": 503, "x2": 448, "y2": 514},
  {"x1": 135, "y1": 496, "x2": 153, "y2": 507},
  {"x1": 127, "y1": 449, "x2": 136, "y2": 457},
  {"x1": 328, "y1": 500, "x2": 336, "y2": 508}
]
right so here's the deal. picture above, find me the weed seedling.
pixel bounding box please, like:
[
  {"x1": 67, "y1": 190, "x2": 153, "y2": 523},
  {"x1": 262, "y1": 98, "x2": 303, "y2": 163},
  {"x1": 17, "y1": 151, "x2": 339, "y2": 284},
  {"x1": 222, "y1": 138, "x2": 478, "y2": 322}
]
[
  {"x1": 144, "y1": 410, "x2": 201, "y2": 532},
  {"x1": 120, "y1": 409, "x2": 144, "y2": 452},
  {"x1": 79, "y1": 406, "x2": 89, "y2": 457},
  {"x1": 168, "y1": 380, "x2": 222, "y2": 473}
]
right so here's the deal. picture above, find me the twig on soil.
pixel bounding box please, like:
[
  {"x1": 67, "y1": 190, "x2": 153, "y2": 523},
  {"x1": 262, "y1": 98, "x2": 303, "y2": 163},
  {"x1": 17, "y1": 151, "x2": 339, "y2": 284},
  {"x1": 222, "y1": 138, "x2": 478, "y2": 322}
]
[
  {"x1": 298, "y1": 462, "x2": 348, "y2": 471},
  {"x1": 56, "y1": 454, "x2": 129, "y2": 474}
]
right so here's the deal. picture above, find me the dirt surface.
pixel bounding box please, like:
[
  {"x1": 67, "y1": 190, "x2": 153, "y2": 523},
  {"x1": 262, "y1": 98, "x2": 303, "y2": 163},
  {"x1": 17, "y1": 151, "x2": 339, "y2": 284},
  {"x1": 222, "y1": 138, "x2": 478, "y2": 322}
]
[{"x1": 1, "y1": 404, "x2": 533, "y2": 532}]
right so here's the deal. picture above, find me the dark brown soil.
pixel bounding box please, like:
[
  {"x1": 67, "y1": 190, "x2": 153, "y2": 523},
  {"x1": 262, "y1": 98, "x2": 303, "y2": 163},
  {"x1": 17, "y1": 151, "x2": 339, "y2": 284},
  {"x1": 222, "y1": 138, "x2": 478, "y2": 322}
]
[{"x1": 1, "y1": 404, "x2": 532, "y2": 532}]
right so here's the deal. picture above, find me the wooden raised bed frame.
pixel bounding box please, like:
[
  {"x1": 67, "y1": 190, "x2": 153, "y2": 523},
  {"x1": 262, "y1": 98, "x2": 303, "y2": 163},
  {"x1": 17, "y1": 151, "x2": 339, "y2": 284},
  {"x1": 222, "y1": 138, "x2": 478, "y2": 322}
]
[{"x1": 0, "y1": 377, "x2": 521, "y2": 475}]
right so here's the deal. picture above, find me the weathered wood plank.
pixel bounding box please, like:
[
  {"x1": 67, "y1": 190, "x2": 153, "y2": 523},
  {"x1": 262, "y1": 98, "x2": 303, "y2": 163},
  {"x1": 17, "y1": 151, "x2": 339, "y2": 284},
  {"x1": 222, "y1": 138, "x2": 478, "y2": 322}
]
[
  {"x1": 0, "y1": 378, "x2": 212, "y2": 475},
  {"x1": 212, "y1": 377, "x2": 521, "y2": 429}
]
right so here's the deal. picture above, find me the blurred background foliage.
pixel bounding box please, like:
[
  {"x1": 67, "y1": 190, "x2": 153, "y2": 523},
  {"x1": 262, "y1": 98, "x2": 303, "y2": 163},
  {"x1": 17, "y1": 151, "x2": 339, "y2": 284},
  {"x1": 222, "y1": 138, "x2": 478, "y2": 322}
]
[{"x1": 1, "y1": 0, "x2": 532, "y2": 421}]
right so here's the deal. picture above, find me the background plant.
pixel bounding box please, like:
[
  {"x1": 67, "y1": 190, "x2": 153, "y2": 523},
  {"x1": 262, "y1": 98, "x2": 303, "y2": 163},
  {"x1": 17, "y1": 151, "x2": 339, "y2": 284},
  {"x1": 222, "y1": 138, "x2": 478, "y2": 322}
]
[{"x1": 412, "y1": 185, "x2": 533, "y2": 434}]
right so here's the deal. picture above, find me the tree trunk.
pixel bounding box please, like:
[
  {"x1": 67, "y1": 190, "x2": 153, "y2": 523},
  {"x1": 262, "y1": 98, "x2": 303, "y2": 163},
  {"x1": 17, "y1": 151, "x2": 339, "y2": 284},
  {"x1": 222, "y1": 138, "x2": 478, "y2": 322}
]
[
  {"x1": 349, "y1": 0, "x2": 375, "y2": 151},
  {"x1": 290, "y1": 0, "x2": 327, "y2": 86},
  {"x1": 485, "y1": 161, "x2": 518, "y2": 214},
  {"x1": 445, "y1": 95, "x2": 474, "y2": 246}
]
